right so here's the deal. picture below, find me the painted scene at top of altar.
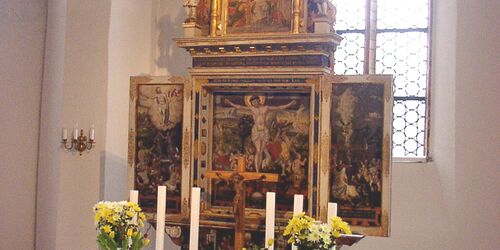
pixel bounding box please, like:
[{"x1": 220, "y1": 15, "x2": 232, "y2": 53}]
[{"x1": 186, "y1": 0, "x2": 338, "y2": 36}]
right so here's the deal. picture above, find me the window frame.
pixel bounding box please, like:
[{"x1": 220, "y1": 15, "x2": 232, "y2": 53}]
[{"x1": 333, "y1": 0, "x2": 433, "y2": 162}]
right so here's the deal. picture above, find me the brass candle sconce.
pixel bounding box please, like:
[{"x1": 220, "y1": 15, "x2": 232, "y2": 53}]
[{"x1": 62, "y1": 127, "x2": 96, "y2": 155}]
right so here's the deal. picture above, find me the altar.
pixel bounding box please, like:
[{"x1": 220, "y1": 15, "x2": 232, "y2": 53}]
[{"x1": 127, "y1": 0, "x2": 393, "y2": 248}]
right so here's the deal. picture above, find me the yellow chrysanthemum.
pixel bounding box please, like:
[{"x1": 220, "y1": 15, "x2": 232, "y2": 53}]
[
  {"x1": 143, "y1": 238, "x2": 151, "y2": 246},
  {"x1": 101, "y1": 225, "x2": 112, "y2": 234},
  {"x1": 127, "y1": 228, "x2": 133, "y2": 238},
  {"x1": 267, "y1": 238, "x2": 274, "y2": 247},
  {"x1": 125, "y1": 210, "x2": 135, "y2": 218},
  {"x1": 330, "y1": 216, "x2": 352, "y2": 237}
]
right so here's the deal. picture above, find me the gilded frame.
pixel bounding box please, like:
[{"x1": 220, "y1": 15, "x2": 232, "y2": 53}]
[
  {"x1": 320, "y1": 75, "x2": 393, "y2": 237},
  {"x1": 192, "y1": 75, "x2": 322, "y2": 229},
  {"x1": 219, "y1": 0, "x2": 306, "y2": 36},
  {"x1": 128, "y1": 76, "x2": 193, "y2": 224}
]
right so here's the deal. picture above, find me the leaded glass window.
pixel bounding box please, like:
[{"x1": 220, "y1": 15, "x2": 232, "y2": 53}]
[{"x1": 332, "y1": 0, "x2": 431, "y2": 159}]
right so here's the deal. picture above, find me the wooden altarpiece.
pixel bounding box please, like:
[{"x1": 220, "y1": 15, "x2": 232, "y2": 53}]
[{"x1": 128, "y1": 0, "x2": 392, "y2": 248}]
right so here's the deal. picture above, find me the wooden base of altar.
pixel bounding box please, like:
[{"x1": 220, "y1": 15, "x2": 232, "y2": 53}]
[{"x1": 161, "y1": 221, "x2": 365, "y2": 249}]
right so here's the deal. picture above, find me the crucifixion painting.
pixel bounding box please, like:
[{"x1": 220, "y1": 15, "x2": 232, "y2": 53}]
[
  {"x1": 224, "y1": 95, "x2": 296, "y2": 172},
  {"x1": 211, "y1": 92, "x2": 311, "y2": 210}
]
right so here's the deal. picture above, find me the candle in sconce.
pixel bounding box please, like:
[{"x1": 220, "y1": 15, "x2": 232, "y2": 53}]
[
  {"x1": 189, "y1": 187, "x2": 201, "y2": 250},
  {"x1": 265, "y1": 192, "x2": 276, "y2": 250},
  {"x1": 62, "y1": 128, "x2": 68, "y2": 140},
  {"x1": 89, "y1": 126, "x2": 95, "y2": 141},
  {"x1": 73, "y1": 125, "x2": 78, "y2": 140},
  {"x1": 155, "y1": 186, "x2": 166, "y2": 250}
]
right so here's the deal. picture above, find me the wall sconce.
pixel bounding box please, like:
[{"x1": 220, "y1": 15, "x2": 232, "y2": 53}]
[{"x1": 62, "y1": 126, "x2": 96, "y2": 155}]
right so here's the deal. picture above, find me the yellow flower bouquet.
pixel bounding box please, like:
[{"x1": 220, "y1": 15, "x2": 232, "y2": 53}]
[
  {"x1": 283, "y1": 213, "x2": 352, "y2": 250},
  {"x1": 93, "y1": 201, "x2": 150, "y2": 250}
]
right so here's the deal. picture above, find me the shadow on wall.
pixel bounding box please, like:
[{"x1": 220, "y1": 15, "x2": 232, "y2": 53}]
[
  {"x1": 102, "y1": 151, "x2": 129, "y2": 201},
  {"x1": 156, "y1": 8, "x2": 190, "y2": 75}
]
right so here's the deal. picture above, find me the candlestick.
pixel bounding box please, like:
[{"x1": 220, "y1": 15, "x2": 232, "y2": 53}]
[
  {"x1": 265, "y1": 192, "x2": 276, "y2": 250},
  {"x1": 155, "y1": 186, "x2": 166, "y2": 250},
  {"x1": 327, "y1": 202, "x2": 338, "y2": 224},
  {"x1": 292, "y1": 194, "x2": 304, "y2": 250},
  {"x1": 189, "y1": 187, "x2": 201, "y2": 250},
  {"x1": 129, "y1": 190, "x2": 139, "y2": 204}
]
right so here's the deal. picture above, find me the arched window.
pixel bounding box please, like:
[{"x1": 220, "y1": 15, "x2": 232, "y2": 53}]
[{"x1": 333, "y1": 0, "x2": 432, "y2": 160}]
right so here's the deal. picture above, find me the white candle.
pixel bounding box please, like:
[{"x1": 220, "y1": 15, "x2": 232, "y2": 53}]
[
  {"x1": 130, "y1": 190, "x2": 139, "y2": 225},
  {"x1": 73, "y1": 127, "x2": 78, "y2": 140},
  {"x1": 265, "y1": 192, "x2": 276, "y2": 250},
  {"x1": 189, "y1": 187, "x2": 201, "y2": 250},
  {"x1": 292, "y1": 194, "x2": 304, "y2": 250},
  {"x1": 89, "y1": 126, "x2": 95, "y2": 141},
  {"x1": 129, "y1": 190, "x2": 139, "y2": 204},
  {"x1": 293, "y1": 194, "x2": 304, "y2": 215},
  {"x1": 155, "y1": 186, "x2": 166, "y2": 250},
  {"x1": 327, "y1": 202, "x2": 338, "y2": 224},
  {"x1": 62, "y1": 128, "x2": 68, "y2": 140}
]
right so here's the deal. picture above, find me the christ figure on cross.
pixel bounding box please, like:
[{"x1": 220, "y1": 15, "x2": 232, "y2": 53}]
[
  {"x1": 224, "y1": 95, "x2": 296, "y2": 172},
  {"x1": 205, "y1": 156, "x2": 278, "y2": 250}
]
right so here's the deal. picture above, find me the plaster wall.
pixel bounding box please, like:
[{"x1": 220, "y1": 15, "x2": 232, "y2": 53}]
[
  {"x1": 36, "y1": 0, "x2": 111, "y2": 249},
  {"x1": 454, "y1": 0, "x2": 500, "y2": 249},
  {"x1": 0, "y1": 1, "x2": 46, "y2": 249},
  {"x1": 104, "y1": 0, "x2": 154, "y2": 202}
]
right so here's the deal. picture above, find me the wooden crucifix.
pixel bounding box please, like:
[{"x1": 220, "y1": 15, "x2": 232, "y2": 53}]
[{"x1": 204, "y1": 156, "x2": 279, "y2": 250}]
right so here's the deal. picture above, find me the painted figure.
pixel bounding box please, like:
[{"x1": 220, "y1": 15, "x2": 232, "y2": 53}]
[{"x1": 224, "y1": 96, "x2": 296, "y2": 172}]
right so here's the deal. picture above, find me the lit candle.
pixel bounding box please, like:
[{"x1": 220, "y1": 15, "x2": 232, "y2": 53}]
[
  {"x1": 327, "y1": 202, "x2": 338, "y2": 224},
  {"x1": 62, "y1": 128, "x2": 68, "y2": 140},
  {"x1": 265, "y1": 192, "x2": 276, "y2": 250},
  {"x1": 89, "y1": 125, "x2": 95, "y2": 141},
  {"x1": 129, "y1": 190, "x2": 139, "y2": 204},
  {"x1": 292, "y1": 194, "x2": 304, "y2": 250},
  {"x1": 189, "y1": 187, "x2": 201, "y2": 250},
  {"x1": 155, "y1": 186, "x2": 166, "y2": 250}
]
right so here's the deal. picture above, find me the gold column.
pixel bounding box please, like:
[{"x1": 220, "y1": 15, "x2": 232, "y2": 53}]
[
  {"x1": 210, "y1": 0, "x2": 218, "y2": 37},
  {"x1": 293, "y1": 0, "x2": 301, "y2": 34}
]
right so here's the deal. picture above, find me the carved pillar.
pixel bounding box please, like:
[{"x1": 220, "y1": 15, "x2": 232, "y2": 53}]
[
  {"x1": 210, "y1": 0, "x2": 218, "y2": 37},
  {"x1": 293, "y1": 0, "x2": 301, "y2": 34}
]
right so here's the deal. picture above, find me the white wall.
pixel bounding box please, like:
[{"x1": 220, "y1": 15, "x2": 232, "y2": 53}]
[
  {"x1": 104, "y1": 0, "x2": 154, "y2": 202},
  {"x1": 0, "y1": 1, "x2": 46, "y2": 249},
  {"x1": 36, "y1": 0, "x2": 111, "y2": 249},
  {"x1": 454, "y1": 0, "x2": 500, "y2": 249}
]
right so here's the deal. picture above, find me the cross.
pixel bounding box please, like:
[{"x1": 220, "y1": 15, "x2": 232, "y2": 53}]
[{"x1": 205, "y1": 156, "x2": 279, "y2": 250}]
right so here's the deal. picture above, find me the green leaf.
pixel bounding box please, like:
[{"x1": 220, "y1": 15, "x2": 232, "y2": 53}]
[
  {"x1": 97, "y1": 233, "x2": 117, "y2": 250},
  {"x1": 130, "y1": 233, "x2": 144, "y2": 250}
]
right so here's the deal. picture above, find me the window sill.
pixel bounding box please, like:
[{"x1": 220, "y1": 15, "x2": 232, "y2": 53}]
[{"x1": 392, "y1": 156, "x2": 432, "y2": 164}]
